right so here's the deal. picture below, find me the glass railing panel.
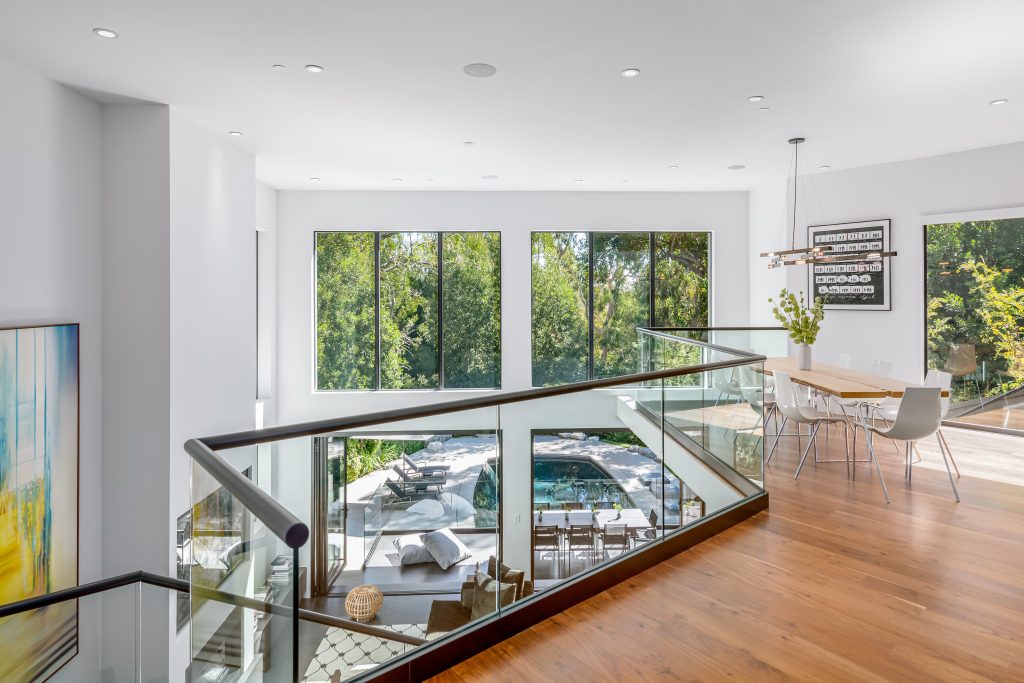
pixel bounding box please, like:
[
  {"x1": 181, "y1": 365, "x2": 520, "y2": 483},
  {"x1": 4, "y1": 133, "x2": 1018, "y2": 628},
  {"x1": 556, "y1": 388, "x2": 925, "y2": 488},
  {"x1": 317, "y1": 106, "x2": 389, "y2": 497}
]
[
  {"x1": 190, "y1": 450, "x2": 297, "y2": 682},
  {"x1": 497, "y1": 380, "x2": 667, "y2": 593},
  {"x1": 303, "y1": 409, "x2": 497, "y2": 678},
  {"x1": 139, "y1": 582, "x2": 175, "y2": 682}
]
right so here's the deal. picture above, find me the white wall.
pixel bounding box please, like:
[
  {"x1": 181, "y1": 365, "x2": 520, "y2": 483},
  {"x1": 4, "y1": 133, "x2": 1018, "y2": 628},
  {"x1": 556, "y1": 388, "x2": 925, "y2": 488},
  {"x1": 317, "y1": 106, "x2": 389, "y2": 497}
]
[
  {"x1": 276, "y1": 190, "x2": 750, "y2": 424},
  {"x1": 779, "y1": 142, "x2": 1024, "y2": 381},
  {"x1": 747, "y1": 179, "x2": 788, "y2": 325},
  {"x1": 0, "y1": 54, "x2": 104, "y2": 683}
]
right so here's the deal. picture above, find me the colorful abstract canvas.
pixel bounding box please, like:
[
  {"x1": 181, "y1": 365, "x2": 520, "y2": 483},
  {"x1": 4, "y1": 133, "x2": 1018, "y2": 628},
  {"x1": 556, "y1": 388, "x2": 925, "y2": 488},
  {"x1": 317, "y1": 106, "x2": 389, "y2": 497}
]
[{"x1": 0, "y1": 324, "x2": 79, "y2": 682}]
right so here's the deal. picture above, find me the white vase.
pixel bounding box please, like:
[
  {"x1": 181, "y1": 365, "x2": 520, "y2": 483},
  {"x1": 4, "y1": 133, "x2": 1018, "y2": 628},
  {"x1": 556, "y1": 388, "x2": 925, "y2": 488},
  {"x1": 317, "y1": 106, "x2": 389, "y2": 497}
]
[{"x1": 796, "y1": 343, "x2": 812, "y2": 370}]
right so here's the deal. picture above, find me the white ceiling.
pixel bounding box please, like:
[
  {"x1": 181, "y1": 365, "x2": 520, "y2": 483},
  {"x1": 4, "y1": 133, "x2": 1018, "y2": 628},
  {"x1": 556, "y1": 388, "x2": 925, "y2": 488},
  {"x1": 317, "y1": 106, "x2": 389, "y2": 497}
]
[{"x1": 2, "y1": 0, "x2": 1023, "y2": 191}]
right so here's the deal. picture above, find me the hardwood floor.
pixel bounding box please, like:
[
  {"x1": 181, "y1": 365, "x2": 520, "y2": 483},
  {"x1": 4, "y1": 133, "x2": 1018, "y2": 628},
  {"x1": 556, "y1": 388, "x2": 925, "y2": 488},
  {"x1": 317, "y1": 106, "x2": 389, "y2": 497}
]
[{"x1": 429, "y1": 427, "x2": 1024, "y2": 682}]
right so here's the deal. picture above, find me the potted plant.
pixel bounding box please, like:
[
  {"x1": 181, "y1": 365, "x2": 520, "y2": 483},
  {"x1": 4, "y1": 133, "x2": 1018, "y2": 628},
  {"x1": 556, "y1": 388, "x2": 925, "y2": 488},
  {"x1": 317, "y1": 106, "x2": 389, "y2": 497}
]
[
  {"x1": 613, "y1": 503, "x2": 623, "y2": 520},
  {"x1": 770, "y1": 288, "x2": 825, "y2": 370}
]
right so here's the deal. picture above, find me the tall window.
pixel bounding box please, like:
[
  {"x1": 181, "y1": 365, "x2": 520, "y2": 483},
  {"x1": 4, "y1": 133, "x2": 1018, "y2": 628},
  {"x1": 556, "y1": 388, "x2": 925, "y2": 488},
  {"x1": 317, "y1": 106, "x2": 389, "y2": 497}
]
[
  {"x1": 316, "y1": 231, "x2": 501, "y2": 390},
  {"x1": 531, "y1": 231, "x2": 710, "y2": 386},
  {"x1": 926, "y1": 217, "x2": 1024, "y2": 408}
]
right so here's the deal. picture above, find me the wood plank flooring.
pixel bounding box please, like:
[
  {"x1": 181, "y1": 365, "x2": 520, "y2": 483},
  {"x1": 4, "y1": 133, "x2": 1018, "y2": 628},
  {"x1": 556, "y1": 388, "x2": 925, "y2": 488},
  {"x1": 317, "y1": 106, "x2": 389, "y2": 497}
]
[{"x1": 429, "y1": 427, "x2": 1024, "y2": 682}]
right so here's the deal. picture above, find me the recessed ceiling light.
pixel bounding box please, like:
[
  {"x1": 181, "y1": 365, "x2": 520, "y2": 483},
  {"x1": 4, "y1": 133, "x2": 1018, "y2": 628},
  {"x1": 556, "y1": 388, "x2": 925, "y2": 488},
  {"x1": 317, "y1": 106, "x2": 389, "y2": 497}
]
[
  {"x1": 463, "y1": 63, "x2": 497, "y2": 78},
  {"x1": 481, "y1": 175, "x2": 499, "y2": 180},
  {"x1": 272, "y1": 64, "x2": 286, "y2": 70},
  {"x1": 759, "y1": 107, "x2": 771, "y2": 112},
  {"x1": 310, "y1": 177, "x2": 320, "y2": 181},
  {"x1": 227, "y1": 130, "x2": 244, "y2": 137},
  {"x1": 748, "y1": 95, "x2": 765, "y2": 102},
  {"x1": 989, "y1": 98, "x2": 1009, "y2": 106},
  {"x1": 818, "y1": 165, "x2": 831, "y2": 170},
  {"x1": 92, "y1": 27, "x2": 118, "y2": 39},
  {"x1": 667, "y1": 165, "x2": 679, "y2": 171},
  {"x1": 393, "y1": 178, "x2": 403, "y2": 182},
  {"x1": 573, "y1": 179, "x2": 584, "y2": 183},
  {"x1": 462, "y1": 141, "x2": 476, "y2": 147},
  {"x1": 305, "y1": 64, "x2": 325, "y2": 73},
  {"x1": 621, "y1": 68, "x2": 641, "y2": 78},
  {"x1": 727, "y1": 164, "x2": 746, "y2": 170}
]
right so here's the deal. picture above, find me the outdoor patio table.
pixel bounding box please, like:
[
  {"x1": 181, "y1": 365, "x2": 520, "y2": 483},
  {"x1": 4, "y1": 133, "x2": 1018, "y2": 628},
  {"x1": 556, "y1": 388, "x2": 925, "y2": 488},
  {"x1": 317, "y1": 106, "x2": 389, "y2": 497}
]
[{"x1": 533, "y1": 508, "x2": 651, "y2": 530}]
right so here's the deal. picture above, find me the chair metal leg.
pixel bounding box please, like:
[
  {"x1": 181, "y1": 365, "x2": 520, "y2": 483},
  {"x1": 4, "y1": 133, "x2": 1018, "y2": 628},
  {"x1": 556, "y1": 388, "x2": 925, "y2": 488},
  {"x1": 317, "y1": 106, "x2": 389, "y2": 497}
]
[
  {"x1": 936, "y1": 431, "x2": 961, "y2": 502},
  {"x1": 866, "y1": 431, "x2": 890, "y2": 503},
  {"x1": 794, "y1": 422, "x2": 820, "y2": 480},
  {"x1": 937, "y1": 429, "x2": 960, "y2": 478},
  {"x1": 767, "y1": 416, "x2": 788, "y2": 464},
  {"x1": 909, "y1": 440, "x2": 917, "y2": 483}
]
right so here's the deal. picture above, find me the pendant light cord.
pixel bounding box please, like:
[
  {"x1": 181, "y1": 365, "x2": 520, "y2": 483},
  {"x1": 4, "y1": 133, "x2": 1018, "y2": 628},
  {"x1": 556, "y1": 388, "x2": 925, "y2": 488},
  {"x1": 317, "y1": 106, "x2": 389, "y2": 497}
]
[{"x1": 790, "y1": 141, "x2": 799, "y2": 250}]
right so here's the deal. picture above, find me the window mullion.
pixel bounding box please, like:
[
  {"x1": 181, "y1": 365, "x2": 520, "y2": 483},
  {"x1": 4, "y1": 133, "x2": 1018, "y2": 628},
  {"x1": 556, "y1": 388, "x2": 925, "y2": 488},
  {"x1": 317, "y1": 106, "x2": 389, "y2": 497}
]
[
  {"x1": 374, "y1": 232, "x2": 381, "y2": 390},
  {"x1": 437, "y1": 232, "x2": 444, "y2": 389}
]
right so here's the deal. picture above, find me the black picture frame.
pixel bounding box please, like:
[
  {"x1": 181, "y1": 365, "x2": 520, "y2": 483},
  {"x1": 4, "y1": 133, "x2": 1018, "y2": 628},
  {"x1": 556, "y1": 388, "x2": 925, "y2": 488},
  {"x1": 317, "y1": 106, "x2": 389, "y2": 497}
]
[{"x1": 807, "y1": 219, "x2": 892, "y2": 311}]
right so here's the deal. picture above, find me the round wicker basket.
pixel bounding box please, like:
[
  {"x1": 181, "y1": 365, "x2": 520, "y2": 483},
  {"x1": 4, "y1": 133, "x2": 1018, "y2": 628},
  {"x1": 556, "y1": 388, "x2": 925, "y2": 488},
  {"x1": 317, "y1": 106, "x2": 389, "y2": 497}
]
[{"x1": 345, "y1": 584, "x2": 383, "y2": 623}]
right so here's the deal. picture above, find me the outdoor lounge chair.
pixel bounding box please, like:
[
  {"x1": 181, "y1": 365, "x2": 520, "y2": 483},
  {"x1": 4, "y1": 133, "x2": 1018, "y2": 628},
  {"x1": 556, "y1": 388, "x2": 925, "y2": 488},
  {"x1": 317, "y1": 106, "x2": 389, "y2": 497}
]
[
  {"x1": 392, "y1": 465, "x2": 445, "y2": 492},
  {"x1": 383, "y1": 480, "x2": 438, "y2": 507},
  {"x1": 403, "y1": 453, "x2": 449, "y2": 478}
]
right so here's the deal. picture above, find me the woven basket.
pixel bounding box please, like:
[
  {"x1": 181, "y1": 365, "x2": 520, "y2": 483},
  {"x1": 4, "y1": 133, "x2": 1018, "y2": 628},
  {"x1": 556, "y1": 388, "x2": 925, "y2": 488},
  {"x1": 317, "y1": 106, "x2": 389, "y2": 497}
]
[{"x1": 345, "y1": 584, "x2": 383, "y2": 623}]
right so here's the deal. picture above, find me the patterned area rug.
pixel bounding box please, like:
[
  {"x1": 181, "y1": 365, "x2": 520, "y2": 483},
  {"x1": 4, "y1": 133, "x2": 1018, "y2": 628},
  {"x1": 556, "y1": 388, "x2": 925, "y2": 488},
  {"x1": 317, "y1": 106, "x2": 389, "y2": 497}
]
[{"x1": 303, "y1": 624, "x2": 426, "y2": 682}]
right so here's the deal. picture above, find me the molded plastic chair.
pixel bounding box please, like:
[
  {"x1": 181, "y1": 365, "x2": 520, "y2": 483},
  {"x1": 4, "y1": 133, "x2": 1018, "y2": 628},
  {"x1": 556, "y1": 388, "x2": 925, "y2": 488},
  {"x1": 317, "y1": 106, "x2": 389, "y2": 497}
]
[
  {"x1": 861, "y1": 387, "x2": 958, "y2": 502},
  {"x1": 772, "y1": 371, "x2": 851, "y2": 479}
]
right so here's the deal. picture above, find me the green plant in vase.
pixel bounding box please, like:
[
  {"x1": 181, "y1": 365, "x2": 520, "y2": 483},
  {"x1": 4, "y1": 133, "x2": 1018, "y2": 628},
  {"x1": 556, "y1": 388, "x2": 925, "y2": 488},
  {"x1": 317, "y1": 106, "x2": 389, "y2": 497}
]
[
  {"x1": 613, "y1": 503, "x2": 623, "y2": 519},
  {"x1": 769, "y1": 287, "x2": 826, "y2": 370}
]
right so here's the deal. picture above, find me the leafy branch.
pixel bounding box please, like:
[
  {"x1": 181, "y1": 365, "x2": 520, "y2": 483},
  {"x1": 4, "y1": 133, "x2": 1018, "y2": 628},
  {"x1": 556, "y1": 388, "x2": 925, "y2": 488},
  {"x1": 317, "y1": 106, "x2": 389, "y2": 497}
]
[{"x1": 769, "y1": 288, "x2": 826, "y2": 345}]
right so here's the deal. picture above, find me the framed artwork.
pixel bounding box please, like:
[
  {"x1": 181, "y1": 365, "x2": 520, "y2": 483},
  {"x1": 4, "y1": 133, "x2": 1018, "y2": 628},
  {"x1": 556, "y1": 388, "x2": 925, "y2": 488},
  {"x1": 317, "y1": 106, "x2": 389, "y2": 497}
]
[
  {"x1": 807, "y1": 219, "x2": 892, "y2": 310},
  {"x1": 0, "y1": 323, "x2": 79, "y2": 682}
]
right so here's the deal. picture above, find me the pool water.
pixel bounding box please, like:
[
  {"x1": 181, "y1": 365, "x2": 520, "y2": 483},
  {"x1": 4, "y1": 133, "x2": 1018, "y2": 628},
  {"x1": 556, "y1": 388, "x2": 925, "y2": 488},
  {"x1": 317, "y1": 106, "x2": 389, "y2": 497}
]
[{"x1": 533, "y1": 457, "x2": 629, "y2": 507}]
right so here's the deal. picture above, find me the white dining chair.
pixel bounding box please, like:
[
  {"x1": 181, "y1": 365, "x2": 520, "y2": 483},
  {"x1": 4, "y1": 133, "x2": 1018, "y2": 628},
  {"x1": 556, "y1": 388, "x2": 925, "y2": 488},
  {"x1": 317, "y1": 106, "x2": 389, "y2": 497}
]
[
  {"x1": 864, "y1": 370, "x2": 960, "y2": 476},
  {"x1": 873, "y1": 359, "x2": 894, "y2": 377},
  {"x1": 737, "y1": 364, "x2": 776, "y2": 447},
  {"x1": 861, "y1": 387, "x2": 959, "y2": 503},
  {"x1": 772, "y1": 371, "x2": 851, "y2": 479}
]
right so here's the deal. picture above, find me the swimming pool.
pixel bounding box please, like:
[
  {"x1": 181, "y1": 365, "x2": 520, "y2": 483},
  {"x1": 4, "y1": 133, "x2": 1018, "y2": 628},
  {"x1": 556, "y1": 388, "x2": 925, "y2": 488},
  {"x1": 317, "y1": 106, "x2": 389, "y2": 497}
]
[{"x1": 533, "y1": 457, "x2": 629, "y2": 508}]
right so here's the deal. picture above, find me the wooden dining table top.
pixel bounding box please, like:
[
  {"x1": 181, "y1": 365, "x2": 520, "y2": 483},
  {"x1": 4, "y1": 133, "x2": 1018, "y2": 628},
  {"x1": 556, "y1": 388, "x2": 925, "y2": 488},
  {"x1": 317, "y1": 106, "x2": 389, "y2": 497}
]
[{"x1": 764, "y1": 357, "x2": 949, "y2": 399}]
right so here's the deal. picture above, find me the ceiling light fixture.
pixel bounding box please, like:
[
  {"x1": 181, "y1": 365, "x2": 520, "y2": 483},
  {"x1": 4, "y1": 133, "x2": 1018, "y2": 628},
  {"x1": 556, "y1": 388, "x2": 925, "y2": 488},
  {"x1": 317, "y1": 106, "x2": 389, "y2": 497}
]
[
  {"x1": 573, "y1": 179, "x2": 584, "y2": 183},
  {"x1": 92, "y1": 27, "x2": 118, "y2": 39},
  {"x1": 393, "y1": 178, "x2": 403, "y2": 182},
  {"x1": 462, "y1": 141, "x2": 476, "y2": 147},
  {"x1": 818, "y1": 164, "x2": 831, "y2": 170},
  {"x1": 667, "y1": 165, "x2": 679, "y2": 170},
  {"x1": 727, "y1": 164, "x2": 746, "y2": 170},
  {"x1": 759, "y1": 107, "x2": 771, "y2": 112},
  {"x1": 989, "y1": 98, "x2": 1009, "y2": 106},
  {"x1": 227, "y1": 131, "x2": 244, "y2": 137},
  {"x1": 748, "y1": 95, "x2": 765, "y2": 102},
  {"x1": 305, "y1": 64, "x2": 325, "y2": 73},
  {"x1": 272, "y1": 64, "x2": 286, "y2": 70},
  {"x1": 621, "y1": 68, "x2": 641, "y2": 78},
  {"x1": 463, "y1": 63, "x2": 497, "y2": 78},
  {"x1": 760, "y1": 137, "x2": 897, "y2": 268},
  {"x1": 310, "y1": 177, "x2": 320, "y2": 181}
]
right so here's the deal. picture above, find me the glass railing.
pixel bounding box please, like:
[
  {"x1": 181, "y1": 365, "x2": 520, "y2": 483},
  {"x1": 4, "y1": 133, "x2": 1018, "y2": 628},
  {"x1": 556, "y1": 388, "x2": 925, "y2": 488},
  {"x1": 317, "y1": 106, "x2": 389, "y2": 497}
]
[
  {"x1": 190, "y1": 448, "x2": 301, "y2": 682},
  {"x1": 175, "y1": 331, "x2": 768, "y2": 681}
]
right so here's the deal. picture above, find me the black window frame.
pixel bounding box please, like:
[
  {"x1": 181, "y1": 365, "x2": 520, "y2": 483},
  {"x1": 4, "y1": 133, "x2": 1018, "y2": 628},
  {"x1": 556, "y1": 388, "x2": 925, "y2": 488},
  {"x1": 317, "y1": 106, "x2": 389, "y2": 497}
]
[
  {"x1": 314, "y1": 229, "x2": 502, "y2": 392},
  {"x1": 530, "y1": 230, "x2": 712, "y2": 386}
]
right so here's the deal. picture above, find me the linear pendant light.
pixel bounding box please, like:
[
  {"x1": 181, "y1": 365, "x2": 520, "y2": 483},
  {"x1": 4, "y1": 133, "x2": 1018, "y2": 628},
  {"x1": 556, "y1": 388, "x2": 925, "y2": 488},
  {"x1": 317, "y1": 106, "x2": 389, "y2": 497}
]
[{"x1": 760, "y1": 137, "x2": 896, "y2": 268}]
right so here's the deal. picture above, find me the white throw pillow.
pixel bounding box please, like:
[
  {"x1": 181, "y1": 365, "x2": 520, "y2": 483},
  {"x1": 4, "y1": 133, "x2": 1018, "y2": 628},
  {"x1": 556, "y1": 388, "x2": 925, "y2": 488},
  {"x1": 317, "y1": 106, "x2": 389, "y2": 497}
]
[
  {"x1": 420, "y1": 528, "x2": 473, "y2": 570},
  {"x1": 393, "y1": 534, "x2": 434, "y2": 566}
]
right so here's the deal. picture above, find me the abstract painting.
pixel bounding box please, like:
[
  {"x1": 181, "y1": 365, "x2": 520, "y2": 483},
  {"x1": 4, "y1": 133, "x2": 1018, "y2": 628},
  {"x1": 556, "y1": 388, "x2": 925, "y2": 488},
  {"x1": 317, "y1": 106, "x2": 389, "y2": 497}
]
[{"x1": 0, "y1": 323, "x2": 79, "y2": 682}]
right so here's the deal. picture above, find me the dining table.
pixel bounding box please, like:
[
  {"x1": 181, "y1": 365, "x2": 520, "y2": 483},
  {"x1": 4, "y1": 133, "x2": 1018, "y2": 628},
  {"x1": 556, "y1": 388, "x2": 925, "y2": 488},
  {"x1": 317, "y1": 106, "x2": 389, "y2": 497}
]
[
  {"x1": 763, "y1": 357, "x2": 950, "y2": 399},
  {"x1": 533, "y1": 508, "x2": 651, "y2": 530}
]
